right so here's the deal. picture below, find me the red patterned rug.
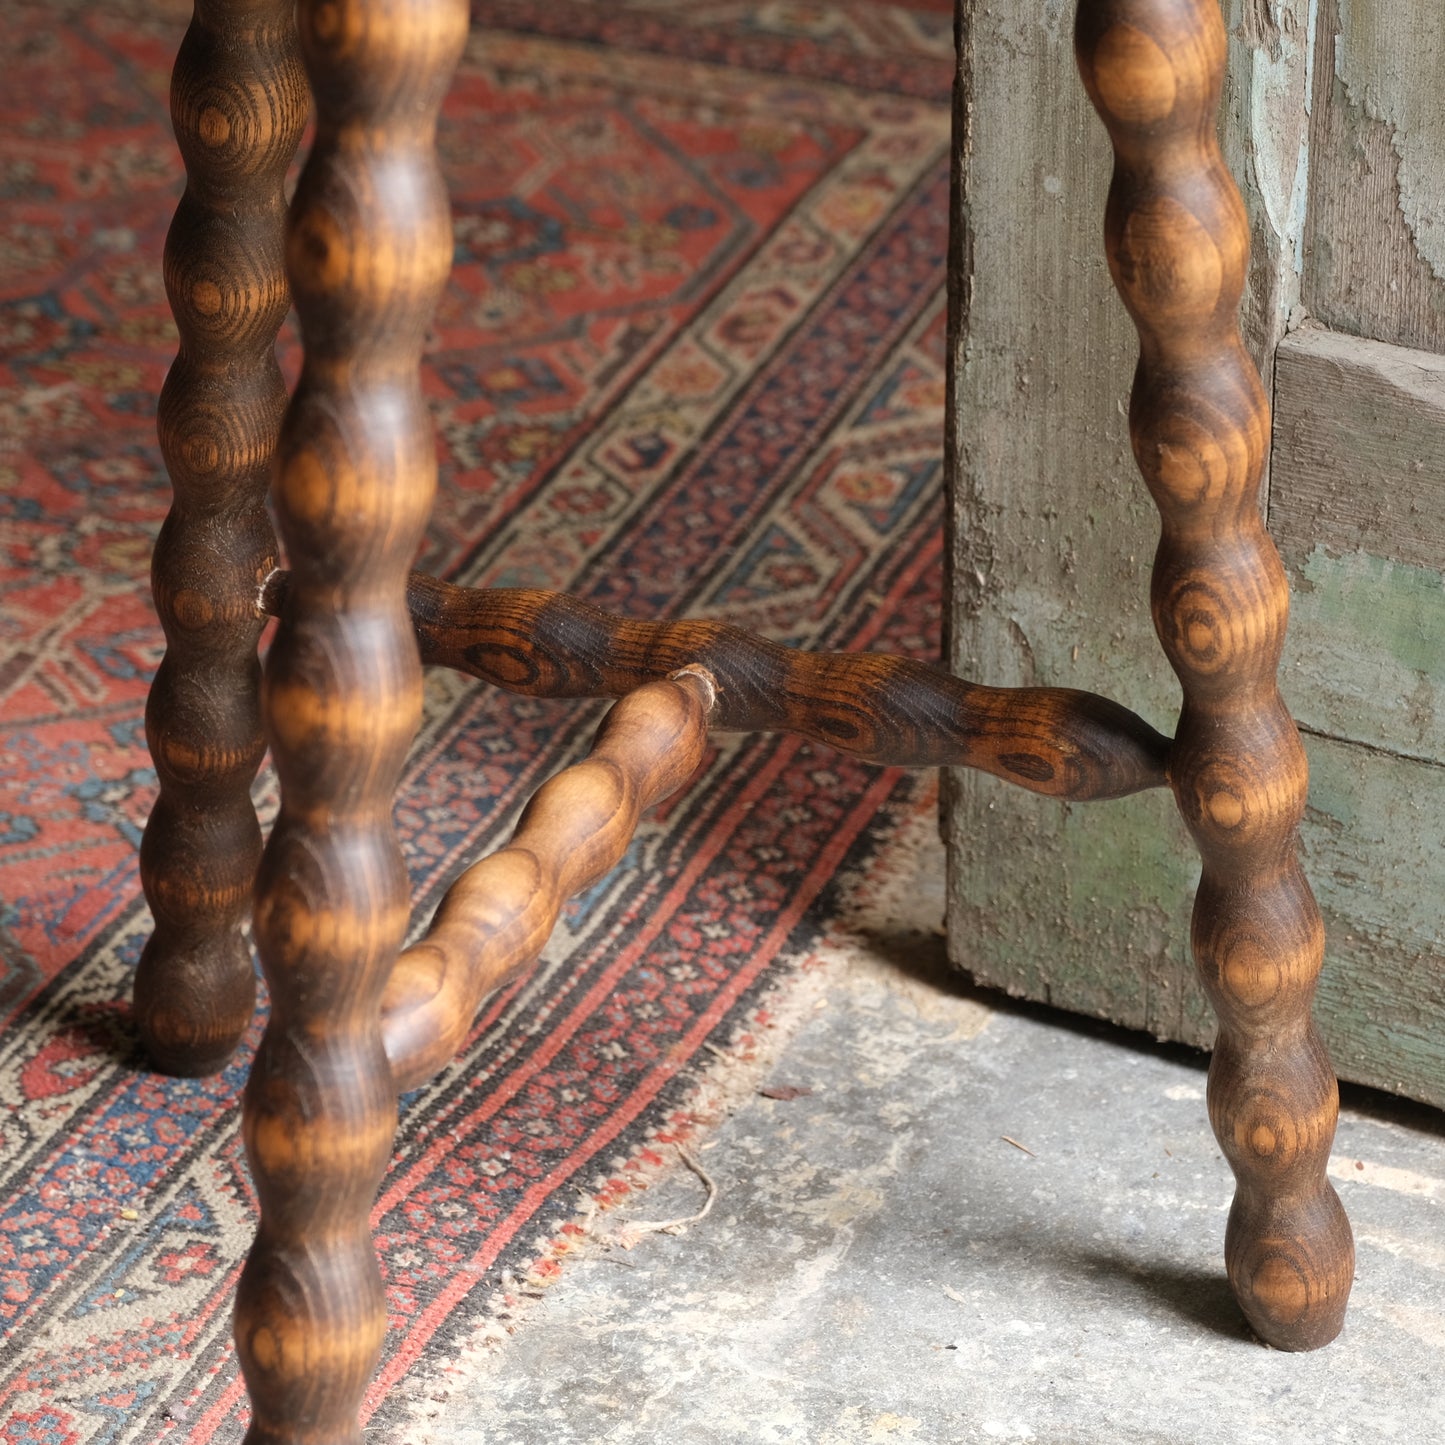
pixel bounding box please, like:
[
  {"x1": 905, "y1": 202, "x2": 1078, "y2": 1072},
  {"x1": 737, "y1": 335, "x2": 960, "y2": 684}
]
[{"x1": 0, "y1": 2, "x2": 951, "y2": 1438}]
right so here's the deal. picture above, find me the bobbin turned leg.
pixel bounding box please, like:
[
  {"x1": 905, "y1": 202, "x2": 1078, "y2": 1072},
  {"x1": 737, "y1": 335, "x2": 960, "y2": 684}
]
[
  {"x1": 137, "y1": 0, "x2": 306, "y2": 1076},
  {"x1": 236, "y1": 1, "x2": 468, "y2": 1439},
  {"x1": 1076, "y1": 0, "x2": 1353, "y2": 1349}
]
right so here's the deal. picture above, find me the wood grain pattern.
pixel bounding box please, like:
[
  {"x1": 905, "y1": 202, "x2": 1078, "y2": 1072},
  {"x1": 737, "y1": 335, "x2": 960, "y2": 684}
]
[
  {"x1": 384, "y1": 669, "x2": 715, "y2": 1093},
  {"x1": 1270, "y1": 327, "x2": 1445, "y2": 763},
  {"x1": 1222, "y1": 0, "x2": 1314, "y2": 390},
  {"x1": 136, "y1": 0, "x2": 306, "y2": 1077},
  {"x1": 259, "y1": 571, "x2": 1173, "y2": 801},
  {"x1": 236, "y1": 1, "x2": 468, "y2": 1440},
  {"x1": 1077, "y1": 0, "x2": 1354, "y2": 1349},
  {"x1": 1304, "y1": 0, "x2": 1445, "y2": 355},
  {"x1": 1271, "y1": 327, "x2": 1445, "y2": 574}
]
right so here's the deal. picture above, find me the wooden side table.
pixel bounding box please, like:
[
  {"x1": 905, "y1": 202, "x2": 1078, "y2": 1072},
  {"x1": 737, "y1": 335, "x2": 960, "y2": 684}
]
[{"x1": 136, "y1": 0, "x2": 1355, "y2": 1437}]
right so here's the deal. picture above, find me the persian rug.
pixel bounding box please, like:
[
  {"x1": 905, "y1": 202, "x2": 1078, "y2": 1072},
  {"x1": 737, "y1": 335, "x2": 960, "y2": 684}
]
[{"x1": 0, "y1": 1, "x2": 952, "y2": 1438}]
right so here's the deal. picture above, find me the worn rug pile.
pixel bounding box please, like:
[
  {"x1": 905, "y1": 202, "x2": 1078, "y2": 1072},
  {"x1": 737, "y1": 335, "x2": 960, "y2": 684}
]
[{"x1": 0, "y1": 1, "x2": 952, "y2": 1437}]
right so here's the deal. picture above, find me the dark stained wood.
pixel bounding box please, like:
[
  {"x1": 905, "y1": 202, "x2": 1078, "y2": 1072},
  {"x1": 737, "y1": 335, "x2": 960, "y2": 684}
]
[
  {"x1": 260, "y1": 571, "x2": 1174, "y2": 801},
  {"x1": 1077, "y1": 0, "x2": 1354, "y2": 1350},
  {"x1": 384, "y1": 669, "x2": 716, "y2": 1093},
  {"x1": 136, "y1": 0, "x2": 307, "y2": 1077},
  {"x1": 235, "y1": 1, "x2": 469, "y2": 1441}
]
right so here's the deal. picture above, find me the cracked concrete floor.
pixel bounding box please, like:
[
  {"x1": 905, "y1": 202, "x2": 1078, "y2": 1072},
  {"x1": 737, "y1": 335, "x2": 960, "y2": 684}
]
[{"x1": 397, "y1": 836, "x2": 1445, "y2": 1445}]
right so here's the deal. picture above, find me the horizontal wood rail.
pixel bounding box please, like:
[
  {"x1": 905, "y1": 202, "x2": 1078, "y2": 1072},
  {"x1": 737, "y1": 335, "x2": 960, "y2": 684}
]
[
  {"x1": 381, "y1": 668, "x2": 716, "y2": 1093},
  {"x1": 260, "y1": 569, "x2": 1172, "y2": 802}
]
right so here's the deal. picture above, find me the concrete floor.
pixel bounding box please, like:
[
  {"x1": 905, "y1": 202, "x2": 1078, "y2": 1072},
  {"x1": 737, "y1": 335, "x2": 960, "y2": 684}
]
[{"x1": 393, "y1": 834, "x2": 1445, "y2": 1445}]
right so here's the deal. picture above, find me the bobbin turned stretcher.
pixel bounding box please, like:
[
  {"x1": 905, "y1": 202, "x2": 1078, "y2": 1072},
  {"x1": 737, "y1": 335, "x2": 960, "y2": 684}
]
[{"x1": 137, "y1": 0, "x2": 1353, "y2": 1437}]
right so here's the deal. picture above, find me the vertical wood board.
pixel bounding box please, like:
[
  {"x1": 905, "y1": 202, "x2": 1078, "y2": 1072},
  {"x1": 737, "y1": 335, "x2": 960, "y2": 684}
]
[{"x1": 1304, "y1": 0, "x2": 1445, "y2": 352}]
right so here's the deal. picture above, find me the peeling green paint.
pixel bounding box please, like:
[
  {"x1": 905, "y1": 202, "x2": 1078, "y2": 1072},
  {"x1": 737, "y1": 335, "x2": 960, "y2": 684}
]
[
  {"x1": 951, "y1": 728, "x2": 1445, "y2": 1109},
  {"x1": 1336, "y1": 0, "x2": 1445, "y2": 282},
  {"x1": 1284, "y1": 545, "x2": 1445, "y2": 761}
]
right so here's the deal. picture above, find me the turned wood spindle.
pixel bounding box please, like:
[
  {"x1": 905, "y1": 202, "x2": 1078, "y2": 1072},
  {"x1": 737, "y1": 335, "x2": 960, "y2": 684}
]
[
  {"x1": 405, "y1": 578, "x2": 1175, "y2": 798},
  {"x1": 261, "y1": 570, "x2": 1174, "y2": 801},
  {"x1": 137, "y1": 0, "x2": 306, "y2": 1076},
  {"x1": 237, "y1": 1, "x2": 469, "y2": 1441},
  {"x1": 1076, "y1": 0, "x2": 1354, "y2": 1349},
  {"x1": 384, "y1": 668, "x2": 717, "y2": 1093}
]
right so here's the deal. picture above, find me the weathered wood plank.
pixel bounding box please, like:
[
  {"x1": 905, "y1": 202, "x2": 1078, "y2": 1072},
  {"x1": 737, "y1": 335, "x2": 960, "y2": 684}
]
[
  {"x1": 943, "y1": 0, "x2": 1184, "y2": 1077},
  {"x1": 1223, "y1": 0, "x2": 1315, "y2": 381},
  {"x1": 1304, "y1": 0, "x2": 1445, "y2": 352},
  {"x1": 1305, "y1": 740, "x2": 1445, "y2": 1103},
  {"x1": 1271, "y1": 327, "x2": 1445, "y2": 761},
  {"x1": 943, "y1": 0, "x2": 1179, "y2": 1064},
  {"x1": 946, "y1": 0, "x2": 1324, "y2": 733},
  {"x1": 1272, "y1": 328, "x2": 1445, "y2": 570},
  {"x1": 945, "y1": 0, "x2": 1171, "y2": 701},
  {"x1": 951, "y1": 735, "x2": 1445, "y2": 1112},
  {"x1": 1284, "y1": 546, "x2": 1445, "y2": 765}
]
